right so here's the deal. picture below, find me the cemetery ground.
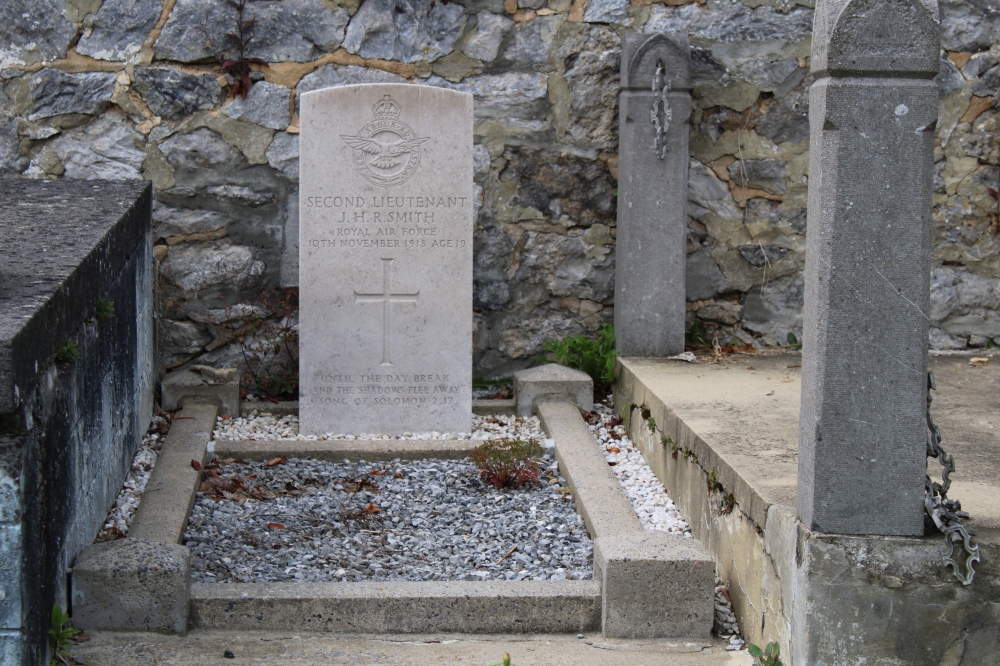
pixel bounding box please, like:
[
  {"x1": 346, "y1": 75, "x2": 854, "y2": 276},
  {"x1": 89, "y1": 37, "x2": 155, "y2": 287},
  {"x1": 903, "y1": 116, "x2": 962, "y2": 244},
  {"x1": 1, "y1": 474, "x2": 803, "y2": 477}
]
[{"x1": 59, "y1": 347, "x2": 1000, "y2": 666}]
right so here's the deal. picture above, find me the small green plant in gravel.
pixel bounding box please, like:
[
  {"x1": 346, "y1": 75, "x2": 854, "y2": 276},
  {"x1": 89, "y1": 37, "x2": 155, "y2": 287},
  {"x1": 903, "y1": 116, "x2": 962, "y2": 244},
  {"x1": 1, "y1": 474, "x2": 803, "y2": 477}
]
[
  {"x1": 748, "y1": 641, "x2": 783, "y2": 666},
  {"x1": 48, "y1": 603, "x2": 80, "y2": 665},
  {"x1": 471, "y1": 439, "x2": 543, "y2": 489},
  {"x1": 95, "y1": 297, "x2": 115, "y2": 321},
  {"x1": 487, "y1": 653, "x2": 513, "y2": 666},
  {"x1": 541, "y1": 323, "x2": 618, "y2": 385},
  {"x1": 55, "y1": 341, "x2": 80, "y2": 364}
]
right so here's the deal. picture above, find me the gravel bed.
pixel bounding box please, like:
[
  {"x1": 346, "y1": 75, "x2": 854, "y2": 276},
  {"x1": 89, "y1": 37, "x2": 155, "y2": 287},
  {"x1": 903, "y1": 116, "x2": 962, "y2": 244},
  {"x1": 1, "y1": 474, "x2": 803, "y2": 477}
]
[
  {"x1": 587, "y1": 401, "x2": 691, "y2": 536},
  {"x1": 213, "y1": 412, "x2": 548, "y2": 443},
  {"x1": 95, "y1": 414, "x2": 170, "y2": 541},
  {"x1": 185, "y1": 455, "x2": 592, "y2": 584}
]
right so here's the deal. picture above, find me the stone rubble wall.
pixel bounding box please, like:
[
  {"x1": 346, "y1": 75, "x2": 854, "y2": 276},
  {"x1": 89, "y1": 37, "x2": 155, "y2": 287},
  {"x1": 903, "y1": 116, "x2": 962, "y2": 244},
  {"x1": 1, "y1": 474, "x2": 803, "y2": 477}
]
[{"x1": 1, "y1": 0, "x2": 998, "y2": 378}]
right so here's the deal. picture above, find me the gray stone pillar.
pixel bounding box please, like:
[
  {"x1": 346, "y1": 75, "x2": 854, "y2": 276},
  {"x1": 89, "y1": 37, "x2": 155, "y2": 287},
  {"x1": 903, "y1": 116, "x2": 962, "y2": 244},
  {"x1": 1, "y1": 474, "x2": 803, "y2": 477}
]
[
  {"x1": 614, "y1": 33, "x2": 691, "y2": 357},
  {"x1": 798, "y1": 0, "x2": 941, "y2": 536}
]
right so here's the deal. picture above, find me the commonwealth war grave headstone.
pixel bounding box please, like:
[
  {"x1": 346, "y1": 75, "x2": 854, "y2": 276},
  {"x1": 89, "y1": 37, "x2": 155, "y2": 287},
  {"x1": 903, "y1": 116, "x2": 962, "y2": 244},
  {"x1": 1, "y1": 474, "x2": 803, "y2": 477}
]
[{"x1": 299, "y1": 84, "x2": 473, "y2": 436}]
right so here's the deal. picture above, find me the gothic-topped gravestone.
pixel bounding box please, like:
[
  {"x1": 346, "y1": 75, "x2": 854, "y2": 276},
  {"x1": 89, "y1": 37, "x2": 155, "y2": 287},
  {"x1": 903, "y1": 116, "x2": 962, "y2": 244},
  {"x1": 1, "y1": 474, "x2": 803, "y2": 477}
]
[
  {"x1": 614, "y1": 33, "x2": 691, "y2": 357},
  {"x1": 798, "y1": 0, "x2": 940, "y2": 536},
  {"x1": 299, "y1": 84, "x2": 473, "y2": 436}
]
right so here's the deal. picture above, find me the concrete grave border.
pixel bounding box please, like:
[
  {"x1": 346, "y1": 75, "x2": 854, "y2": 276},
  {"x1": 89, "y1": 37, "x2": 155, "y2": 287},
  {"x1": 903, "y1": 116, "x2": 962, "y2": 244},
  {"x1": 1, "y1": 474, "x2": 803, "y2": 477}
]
[{"x1": 71, "y1": 396, "x2": 715, "y2": 637}]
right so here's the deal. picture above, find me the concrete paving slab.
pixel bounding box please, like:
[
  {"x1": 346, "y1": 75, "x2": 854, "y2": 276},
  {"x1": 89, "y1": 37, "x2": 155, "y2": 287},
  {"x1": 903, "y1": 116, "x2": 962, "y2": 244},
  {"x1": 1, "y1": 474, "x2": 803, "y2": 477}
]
[
  {"x1": 616, "y1": 351, "x2": 1000, "y2": 533},
  {"x1": 536, "y1": 402, "x2": 642, "y2": 540},
  {"x1": 69, "y1": 630, "x2": 754, "y2": 665},
  {"x1": 131, "y1": 403, "x2": 218, "y2": 544},
  {"x1": 214, "y1": 438, "x2": 480, "y2": 461},
  {"x1": 190, "y1": 580, "x2": 600, "y2": 634}
]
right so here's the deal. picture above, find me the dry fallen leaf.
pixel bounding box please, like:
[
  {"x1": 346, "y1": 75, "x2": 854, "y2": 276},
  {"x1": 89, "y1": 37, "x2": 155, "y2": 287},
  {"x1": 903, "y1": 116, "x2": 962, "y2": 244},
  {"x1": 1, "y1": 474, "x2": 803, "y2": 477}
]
[
  {"x1": 747, "y1": 366, "x2": 756, "y2": 371},
  {"x1": 781, "y1": 376, "x2": 793, "y2": 383},
  {"x1": 267, "y1": 522, "x2": 285, "y2": 530},
  {"x1": 393, "y1": 472, "x2": 404, "y2": 479},
  {"x1": 970, "y1": 357, "x2": 991, "y2": 366},
  {"x1": 190, "y1": 459, "x2": 202, "y2": 471},
  {"x1": 608, "y1": 461, "x2": 618, "y2": 466},
  {"x1": 370, "y1": 469, "x2": 386, "y2": 476},
  {"x1": 265, "y1": 456, "x2": 288, "y2": 467},
  {"x1": 606, "y1": 447, "x2": 621, "y2": 453},
  {"x1": 364, "y1": 502, "x2": 380, "y2": 513}
]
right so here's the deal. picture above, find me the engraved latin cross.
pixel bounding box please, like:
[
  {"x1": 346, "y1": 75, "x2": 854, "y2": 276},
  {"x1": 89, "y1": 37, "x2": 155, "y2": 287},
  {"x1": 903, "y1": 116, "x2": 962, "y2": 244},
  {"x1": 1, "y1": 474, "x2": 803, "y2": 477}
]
[{"x1": 354, "y1": 258, "x2": 419, "y2": 366}]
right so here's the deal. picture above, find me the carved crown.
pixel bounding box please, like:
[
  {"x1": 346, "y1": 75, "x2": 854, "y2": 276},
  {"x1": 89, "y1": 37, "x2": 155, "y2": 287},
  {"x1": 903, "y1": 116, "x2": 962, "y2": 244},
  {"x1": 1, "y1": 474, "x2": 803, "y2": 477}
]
[{"x1": 373, "y1": 95, "x2": 401, "y2": 119}]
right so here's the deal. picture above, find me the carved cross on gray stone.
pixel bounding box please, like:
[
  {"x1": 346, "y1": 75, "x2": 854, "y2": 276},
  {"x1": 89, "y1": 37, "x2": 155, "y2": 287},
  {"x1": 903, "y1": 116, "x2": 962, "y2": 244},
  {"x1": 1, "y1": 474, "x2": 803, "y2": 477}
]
[{"x1": 354, "y1": 257, "x2": 419, "y2": 366}]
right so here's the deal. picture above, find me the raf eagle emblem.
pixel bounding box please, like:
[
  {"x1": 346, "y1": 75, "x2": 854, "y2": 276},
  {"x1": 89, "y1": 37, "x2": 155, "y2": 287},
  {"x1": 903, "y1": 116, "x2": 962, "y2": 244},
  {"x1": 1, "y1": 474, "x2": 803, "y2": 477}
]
[{"x1": 341, "y1": 95, "x2": 429, "y2": 188}]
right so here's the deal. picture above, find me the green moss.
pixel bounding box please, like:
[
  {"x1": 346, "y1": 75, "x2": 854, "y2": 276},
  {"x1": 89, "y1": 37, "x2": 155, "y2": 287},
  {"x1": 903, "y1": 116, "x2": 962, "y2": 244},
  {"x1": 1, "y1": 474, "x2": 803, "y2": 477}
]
[{"x1": 55, "y1": 341, "x2": 80, "y2": 364}]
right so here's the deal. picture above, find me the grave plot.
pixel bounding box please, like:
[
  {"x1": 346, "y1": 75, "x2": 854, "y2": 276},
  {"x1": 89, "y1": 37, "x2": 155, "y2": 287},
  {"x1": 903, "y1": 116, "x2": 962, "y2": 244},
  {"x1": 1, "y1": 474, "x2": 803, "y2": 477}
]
[
  {"x1": 185, "y1": 455, "x2": 592, "y2": 584},
  {"x1": 196, "y1": 413, "x2": 590, "y2": 583}
]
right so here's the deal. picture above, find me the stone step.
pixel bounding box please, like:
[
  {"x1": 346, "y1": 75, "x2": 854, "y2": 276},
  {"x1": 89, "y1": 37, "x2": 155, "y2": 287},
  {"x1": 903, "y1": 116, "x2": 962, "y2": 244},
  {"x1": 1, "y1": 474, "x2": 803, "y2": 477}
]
[{"x1": 189, "y1": 580, "x2": 601, "y2": 634}]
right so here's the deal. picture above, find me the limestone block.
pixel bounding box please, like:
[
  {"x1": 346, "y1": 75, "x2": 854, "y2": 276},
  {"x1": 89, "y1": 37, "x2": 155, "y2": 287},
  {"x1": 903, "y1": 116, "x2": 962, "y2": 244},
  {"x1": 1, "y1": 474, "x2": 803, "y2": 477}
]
[
  {"x1": 76, "y1": 0, "x2": 163, "y2": 62},
  {"x1": 161, "y1": 367, "x2": 240, "y2": 416},
  {"x1": 463, "y1": 12, "x2": 514, "y2": 63},
  {"x1": 514, "y1": 364, "x2": 593, "y2": 416},
  {"x1": 155, "y1": 0, "x2": 350, "y2": 63},
  {"x1": 26, "y1": 70, "x2": 117, "y2": 120},
  {"x1": 594, "y1": 531, "x2": 715, "y2": 638},
  {"x1": 134, "y1": 68, "x2": 225, "y2": 121},
  {"x1": 223, "y1": 82, "x2": 292, "y2": 130},
  {"x1": 342, "y1": 0, "x2": 466, "y2": 63},
  {"x1": 71, "y1": 538, "x2": 190, "y2": 634},
  {"x1": 0, "y1": 0, "x2": 75, "y2": 69}
]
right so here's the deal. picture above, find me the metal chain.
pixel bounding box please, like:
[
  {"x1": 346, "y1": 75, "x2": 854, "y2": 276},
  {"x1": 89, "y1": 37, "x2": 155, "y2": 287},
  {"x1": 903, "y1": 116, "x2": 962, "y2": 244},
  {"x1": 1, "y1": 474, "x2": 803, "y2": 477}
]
[
  {"x1": 650, "y1": 62, "x2": 671, "y2": 160},
  {"x1": 924, "y1": 371, "x2": 980, "y2": 585}
]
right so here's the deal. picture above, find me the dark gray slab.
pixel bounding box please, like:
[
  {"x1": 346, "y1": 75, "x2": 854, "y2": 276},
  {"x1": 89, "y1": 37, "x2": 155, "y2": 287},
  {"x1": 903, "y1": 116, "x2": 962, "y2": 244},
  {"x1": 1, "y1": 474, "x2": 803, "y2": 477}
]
[
  {"x1": 614, "y1": 33, "x2": 691, "y2": 357},
  {"x1": 798, "y1": 0, "x2": 940, "y2": 536},
  {"x1": 0, "y1": 179, "x2": 152, "y2": 412}
]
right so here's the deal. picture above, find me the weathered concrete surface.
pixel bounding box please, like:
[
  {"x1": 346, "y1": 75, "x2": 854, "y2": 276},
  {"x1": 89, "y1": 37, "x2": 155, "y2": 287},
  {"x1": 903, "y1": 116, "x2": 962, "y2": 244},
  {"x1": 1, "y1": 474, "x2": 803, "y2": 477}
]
[
  {"x1": 71, "y1": 538, "x2": 190, "y2": 634},
  {"x1": 615, "y1": 352, "x2": 1000, "y2": 664},
  {"x1": 190, "y1": 581, "x2": 601, "y2": 634},
  {"x1": 614, "y1": 33, "x2": 691, "y2": 357},
  {"x1": 537, "y1": 402, "x2": 642, "y2": 540},
  {"x1": 595, "y1": 532, "x2": 715, "y2": 639},
  {"x1": 799, "y1": 0, "x2": 941, "y2": 537},
  {"x1": 214, "y1": 438, "x2": 480, "y2": 461},
  {"x1": 514, "y1": 363, "x2": 594, "y2": 416},
  {"x1": 130, "y1": 404, "x2": 217, "y2": 545},
  {"x1": 65, "y1": 630, "x2": 755, "y2": 665},
  {"x1": 0, "y1": 179, "x2": 154, "y2": 666}
]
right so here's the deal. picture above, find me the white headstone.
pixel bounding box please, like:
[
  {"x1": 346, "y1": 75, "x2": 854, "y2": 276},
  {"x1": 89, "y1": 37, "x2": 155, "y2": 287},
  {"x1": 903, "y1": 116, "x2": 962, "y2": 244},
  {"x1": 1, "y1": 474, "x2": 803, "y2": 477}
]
[{"x1": 299, "y1": 84, "x2": 473, "y2": 436}]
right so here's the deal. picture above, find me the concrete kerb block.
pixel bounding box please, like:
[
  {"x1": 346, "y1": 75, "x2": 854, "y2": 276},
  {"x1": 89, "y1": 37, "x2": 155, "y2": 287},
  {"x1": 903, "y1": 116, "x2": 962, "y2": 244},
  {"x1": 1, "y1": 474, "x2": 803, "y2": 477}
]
[
  {"x1": 71, "y1": 538, "x2": 190, "y2": 634},
  {"x1": 514, "y1": 364, "x2": 593, "y2": 417},
  {"x1": 161, "y1": 366, "x2": 239, "y2": 417},
  {"x1": 594, "y1": 531, "x2": 715, "y2": 638}
]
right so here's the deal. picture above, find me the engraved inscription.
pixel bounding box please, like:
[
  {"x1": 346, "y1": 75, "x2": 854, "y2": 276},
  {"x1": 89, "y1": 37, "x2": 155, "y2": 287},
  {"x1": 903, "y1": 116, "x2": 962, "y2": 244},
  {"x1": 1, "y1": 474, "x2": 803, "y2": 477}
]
[
  {"x1": 308, "y1": 373, "x2": 460, "y2": 407},
  {"x1": 354, "y1": 258, "x2": 419, "y2": 366},
  {"x1": 340, "y1": 95, "x2": 429, "y2": 188}
]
